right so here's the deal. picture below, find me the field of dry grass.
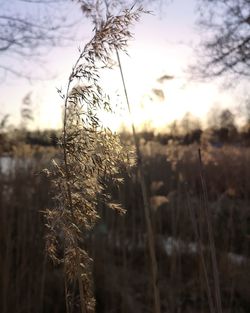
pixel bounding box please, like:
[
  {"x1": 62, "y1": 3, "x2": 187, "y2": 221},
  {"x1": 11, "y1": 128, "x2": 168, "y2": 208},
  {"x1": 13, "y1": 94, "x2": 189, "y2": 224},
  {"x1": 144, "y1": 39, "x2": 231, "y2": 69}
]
[{"x1": 1, "y1": 137, "x2": 250, "y2": 313}]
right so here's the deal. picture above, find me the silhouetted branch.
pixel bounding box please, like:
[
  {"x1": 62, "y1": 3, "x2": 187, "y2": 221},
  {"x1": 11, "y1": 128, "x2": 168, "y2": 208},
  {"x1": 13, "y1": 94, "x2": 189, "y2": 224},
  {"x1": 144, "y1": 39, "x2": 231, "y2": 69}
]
[
  {"x1": 194, "y1": 0, "x2": 250, "y2": 80},
  {"x1": 0, "y1": 0, "x2": 79, "y2": 80}
]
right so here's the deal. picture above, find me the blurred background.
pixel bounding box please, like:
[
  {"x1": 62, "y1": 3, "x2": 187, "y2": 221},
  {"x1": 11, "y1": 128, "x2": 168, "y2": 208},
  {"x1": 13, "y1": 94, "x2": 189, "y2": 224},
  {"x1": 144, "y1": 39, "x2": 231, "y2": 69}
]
[{"x1": 1, "y1": 0, "x2": 250, "y2": 312}]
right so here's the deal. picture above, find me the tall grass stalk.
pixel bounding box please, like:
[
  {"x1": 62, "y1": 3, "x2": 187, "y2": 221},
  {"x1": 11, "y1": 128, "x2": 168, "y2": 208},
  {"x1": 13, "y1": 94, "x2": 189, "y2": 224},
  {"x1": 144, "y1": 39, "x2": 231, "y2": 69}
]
[
  {"x1": 44, "y1": 7, "x2": 144, "y2": 313},
  {"x1": 198, "y1": 148, "x2": 223, "y2": 313},
  {"x1": 186, "y1": 184, "x2": 215, "y2": 313},
  {"x1": 116, "y1": 49, "x2": 161, "y2": 313}
]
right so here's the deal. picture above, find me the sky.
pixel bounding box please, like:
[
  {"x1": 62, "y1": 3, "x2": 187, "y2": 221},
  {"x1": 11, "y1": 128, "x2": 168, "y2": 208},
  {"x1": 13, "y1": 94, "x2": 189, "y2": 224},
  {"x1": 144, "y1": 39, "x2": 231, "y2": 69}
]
[{"x1": 0, "y1": 0, "x2": 245, "y2": 131}]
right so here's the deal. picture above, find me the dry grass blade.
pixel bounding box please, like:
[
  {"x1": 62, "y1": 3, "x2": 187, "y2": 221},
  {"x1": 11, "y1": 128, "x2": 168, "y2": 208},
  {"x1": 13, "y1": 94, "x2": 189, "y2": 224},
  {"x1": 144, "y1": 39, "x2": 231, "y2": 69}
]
[
  {"x1": 43, "y1": 6, "x2": 143, "y2": 313},
  {"x1": 116, "y1": 46, "x2": 161, "y2": 313},
  {"x1": 198, "y1": 148, "x2": 223, "y2": 313},
  {"x1": 185, "y1": 184, "x2": 215, "y2": 313}
]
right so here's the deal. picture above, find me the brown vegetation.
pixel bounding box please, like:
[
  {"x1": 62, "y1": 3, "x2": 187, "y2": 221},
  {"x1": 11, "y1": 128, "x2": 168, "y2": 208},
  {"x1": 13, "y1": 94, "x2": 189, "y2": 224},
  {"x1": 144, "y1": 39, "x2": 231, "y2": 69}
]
[{"x1": 1, "y1": 134, "x2": 250, "y2": 312}]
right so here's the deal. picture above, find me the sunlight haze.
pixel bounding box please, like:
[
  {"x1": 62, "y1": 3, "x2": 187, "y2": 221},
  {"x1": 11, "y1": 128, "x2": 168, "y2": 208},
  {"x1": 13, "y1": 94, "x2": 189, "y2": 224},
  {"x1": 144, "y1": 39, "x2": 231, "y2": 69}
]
[{"x1": 0, "y1": 0, "x2": 242, "y2": 131}]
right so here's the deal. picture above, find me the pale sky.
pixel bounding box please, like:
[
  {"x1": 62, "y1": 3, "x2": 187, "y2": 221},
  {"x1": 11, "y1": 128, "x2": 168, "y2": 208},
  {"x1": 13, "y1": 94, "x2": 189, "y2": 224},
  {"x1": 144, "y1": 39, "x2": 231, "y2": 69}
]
[{"x1": 0, "y1": 0, "x2": 244, "y2": 131}]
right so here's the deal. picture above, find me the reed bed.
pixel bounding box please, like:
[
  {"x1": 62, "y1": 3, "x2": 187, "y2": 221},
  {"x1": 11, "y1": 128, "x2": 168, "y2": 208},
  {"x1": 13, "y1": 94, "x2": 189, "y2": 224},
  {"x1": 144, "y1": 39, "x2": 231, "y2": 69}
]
[{"x1": 1, "y1": 140, "x2": 250, "y2": 313}]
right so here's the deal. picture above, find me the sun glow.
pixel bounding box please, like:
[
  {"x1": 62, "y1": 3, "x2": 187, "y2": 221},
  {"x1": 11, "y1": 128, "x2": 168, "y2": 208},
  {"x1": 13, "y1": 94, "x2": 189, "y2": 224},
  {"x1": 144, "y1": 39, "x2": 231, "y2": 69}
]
[
  {"x1": 3, "y1": 9, "x2": 236, "y2": 133},
  {"x1": 2, "y1": 0, "x2": 239, "y2": 134},
  {"x1": 98, "y1": 49, "x2": 234, "y2": 132},
  {"x1": 28, "y1": 53, "x2": 235, "y2": 133},
  {"x1": 15, "y1": 40, "x2": 236, "y2": 134}
]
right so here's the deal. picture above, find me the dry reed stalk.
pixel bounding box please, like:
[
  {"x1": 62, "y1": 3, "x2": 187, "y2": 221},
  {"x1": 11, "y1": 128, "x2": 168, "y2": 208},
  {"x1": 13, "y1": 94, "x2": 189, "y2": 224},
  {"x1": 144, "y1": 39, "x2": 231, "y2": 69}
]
[
  {"x1": 44, "y1": 7, "x2": 144, "y2": 313},
  {"x1": 116, "y1": 49, "x2": 161, "y2": 313},
  {"x1": 186, "y1": 184, "x2": 216, "y2": 313},
  {"x1": 198, "y1": 148, "x2": 223, "y2": 313},
  {"x1": 0, "y1": 150, "x2": 52, "y2": 313}
]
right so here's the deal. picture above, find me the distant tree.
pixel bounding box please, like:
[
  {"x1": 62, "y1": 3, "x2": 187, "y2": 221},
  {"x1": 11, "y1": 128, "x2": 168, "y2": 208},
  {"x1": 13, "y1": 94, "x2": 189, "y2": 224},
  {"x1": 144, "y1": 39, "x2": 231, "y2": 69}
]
[
  {"x1": 20, "y1": 92, "x2": 33, "y2": 128},
  {"x1": 206, "y1": 105, "x2": 222, "y2": 129},
  {"x1": 219, "y1": 109, "x2": 235, "y2": 130},
  {"x1": 239, "y1": 99, "x2": 250, "y2": 144},
  {"x1": 0, "y1": 114, "x2": 9, "y2": 152},
  {"x1": 207, "y1": 107, "x2": 238, "y2": 143},
  {"x1": 0, "y1": 0, "x2": 79, "y2": 80},
  {"x1": 168, "y1": 119, "x2": 178, "y2": 134},
  {"x1": 194, "y1": 0, "x2": 250, "y2": 80},
  {"x1": 218, "y1": 109, "x2": 238, "y2": 142},
  {"x1": 179, "y1": 112, "x2": 201, "y2": 134},
  {"x1": 243, "y1": 98, "x2": 250, "y2": 125},
  {"x1": 0, "y1": 114, "x2": 9, "y2": 132}
]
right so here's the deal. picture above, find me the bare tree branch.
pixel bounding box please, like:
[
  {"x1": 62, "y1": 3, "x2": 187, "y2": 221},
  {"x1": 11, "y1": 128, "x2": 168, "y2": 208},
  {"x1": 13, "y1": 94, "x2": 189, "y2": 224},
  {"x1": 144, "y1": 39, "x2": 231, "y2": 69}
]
[
  {"x1": 193, "y1": 0, "x2": 250, "y2": 80},
  {"x1": 0, "y1": 0, "x2": 80, "y2": 80}
]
